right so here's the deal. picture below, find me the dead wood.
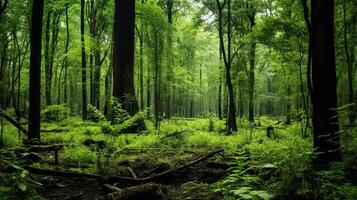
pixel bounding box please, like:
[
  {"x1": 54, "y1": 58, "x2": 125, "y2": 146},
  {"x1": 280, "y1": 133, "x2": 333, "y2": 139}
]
[
  {"x1": 159, "y1": 130, "x2": 188, "y2": 140},
  {"x1": 104, "y1": 184, "x2": 123, "y2": 193},
  {"x1": 126, "y1": 167, "x2": 138, "y2": 179},
  {"x1": 107, "y1": 182, "x2": 167, "y2": 200},
  {"x1": 64, "y1": 192, "x2": 84, "y2": 200},
  {"x1": 206, "y1": 161, "x2": 230, "y2": 170},
  {"x1": 24, "y1": 149, "x2": 224, "y2": 184},
  {"x1": 0, "y1": 108, "x2": 28, "y2": 135}
]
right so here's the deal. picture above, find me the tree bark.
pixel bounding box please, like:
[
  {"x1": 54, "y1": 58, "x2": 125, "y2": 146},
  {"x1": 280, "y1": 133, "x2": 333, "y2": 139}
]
[
  {"x1": 28, "y1": 0, "x2": 44, "y2": 141},
  {"x1": 113, "y1": 0, "x2": 145, "y2": 130},
  {"x1": 63, "y1": 3, "x2": 70, "y2": 105},
  {"x1": 81, "y1": 0, "x2": 88, "y2": 120},
  {"x1": 343, "y1": 0, "x2": 354, "y2": 126},
  {"x1": 216, "y1": 0, "x2": 237, "y2": 132},
  {"x1": 311, "y1": 0, "x2": 341, "y2": 170}
]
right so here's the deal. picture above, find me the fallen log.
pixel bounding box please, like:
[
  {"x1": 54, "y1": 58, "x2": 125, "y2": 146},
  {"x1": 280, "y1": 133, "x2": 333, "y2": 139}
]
[
  {"x1": 24, "y1": 149, "x2": 224, "y2": 184},
  {"x1": 41, "y1": 128, "x2": 70, "y2": 133},
  {"x1": 107, "y1": 183, "x2": 167, "y2": 200},
  {"x1": 159, "y1": 130, "x2": 188, "y2": 140},
  {"x1": 141, "y1": 149, "x2": 224, "y2": 182},
  {"x1": 104, "y1": 184, "x2": 123, "y2": 193},
  {"x1": 0, "y1": 108, "x2": 28, "y2": 135}
]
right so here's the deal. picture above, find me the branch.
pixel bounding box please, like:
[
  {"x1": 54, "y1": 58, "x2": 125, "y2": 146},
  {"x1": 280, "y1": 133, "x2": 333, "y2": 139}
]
[{"x1": 0, "y1": 108, "x2": 28, "y2": 135}]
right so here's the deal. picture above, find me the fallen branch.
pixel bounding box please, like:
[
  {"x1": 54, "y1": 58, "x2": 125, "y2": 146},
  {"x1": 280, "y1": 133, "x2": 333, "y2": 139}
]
[
  {"x1": 107, "y1": 182, "x2": 167, "y2": 200},
  {"x1": 104, "y1": 184, "x2": 123, "y2": 193},
  {"x1": 0, "y1": 108, "x2": 28, "y2": 135},
  {"x1": 159, "y1": 130, "x2": 188, "y2": 140},
  {"x1": 24, "y1": 149, "x2": 224, "y2": 184},
  {"x1": 140, "y1": 149, "x2": 224, "y2": 182},
  {"x1": 41, "y1": 128, "x2": 70, "y2": 133},
  {"x1": 127, "y1": 167, "x2": 138, "y2": 179}
]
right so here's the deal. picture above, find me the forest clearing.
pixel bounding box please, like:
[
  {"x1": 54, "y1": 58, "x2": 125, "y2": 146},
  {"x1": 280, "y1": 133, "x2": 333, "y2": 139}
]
[{"x1": 0, "y1": 0, "x2": 356, "y2": 199}]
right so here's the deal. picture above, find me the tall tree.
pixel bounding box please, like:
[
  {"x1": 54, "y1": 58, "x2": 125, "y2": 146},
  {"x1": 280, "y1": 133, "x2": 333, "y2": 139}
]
[
  {"x1": 309, "y1": 0, "x2": 341, "y2": 170},
  {"x1": 28, "y1": 0, "x2": 44, "y2": 141},
  {"x1": 80, "y1": 0, "x2": 87, "y2": 120},
  {"x1": 113, "y1": 0, "x2": 144, "y2": 130},
  {"x1": 216, "y1": 0, "x2": 238, "y2": 132},
  {"x1": 247, "y1": 4, "x2": 256, "y2": 123}
]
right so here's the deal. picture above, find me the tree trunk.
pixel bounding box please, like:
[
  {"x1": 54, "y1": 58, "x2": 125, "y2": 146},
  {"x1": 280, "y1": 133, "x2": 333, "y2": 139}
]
[
  {"x1": 248, "y1": 12, "x2": 256, "y2": 123},
  {"x1": 165, "y1": 0, "x2": 173, "y2": 119},
  {"x1": 285, "y1": 86, "x2": 292, "y2": 125},
  {"x1": 218, "y1": 46, "x2": 222, "y2": 120},
  {"x1": 311, "y1": 0, "x2": 341, "y2": 170},
  {"x1": 63, "y1": 3, "x2": 70, "y2": 105},
  {"x1": 44, "y1": 10, "x2": 52, "y2": 106},
  {"x1": 81, "y1": 0, "x2": 88, "y2": 120},
  {"x1": 28, "y1": 0, "x2": 44, "y2": 141},
  {"x1": 154, "y1": 29, "x2": 160, "y2": 129},
  {"x1": 113, "y1": 0, "x2": 145, "y2": 130},
  {"x1": 216, "y1": 0, "x2": 237, "y2": 132},
  {"x1": 343, "y1": 0, "x2": 354, "y2": 126}
]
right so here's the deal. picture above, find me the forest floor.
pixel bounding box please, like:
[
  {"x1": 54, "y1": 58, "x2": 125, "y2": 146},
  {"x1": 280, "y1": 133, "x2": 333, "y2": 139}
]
[{"x1": 1, "y1": 116, "x2": 356, "y2": 199}]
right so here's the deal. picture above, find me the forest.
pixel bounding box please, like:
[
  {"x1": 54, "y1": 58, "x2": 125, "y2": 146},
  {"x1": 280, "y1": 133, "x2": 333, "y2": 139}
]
[{"x1": 0, "y1": 0, "x2": 356, "y2": 199}]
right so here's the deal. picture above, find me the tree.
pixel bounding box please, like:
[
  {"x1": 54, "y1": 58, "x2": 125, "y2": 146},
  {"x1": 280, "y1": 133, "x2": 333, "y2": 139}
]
[
  {"x1": 216, "y1": 0, "x2": 238, "y2": 132},
  {"x1": 80, "y1": 0, "x2": 87, "y2": 120},
  {"x1": 247, "y1": 5, "x2": 256, "y2": 123},
  {"x1": 113, "y1": 0, "x2": 144, "y2": 130},
  {"x1": 28, "y1": 0, "x2": 44, "y2": 141},
  {"x1": 308, "y1": 0, "x2": 341, "y2": 170},
  {"x1": 0, "y1": 0, "x2": 7, "y2": 19}
]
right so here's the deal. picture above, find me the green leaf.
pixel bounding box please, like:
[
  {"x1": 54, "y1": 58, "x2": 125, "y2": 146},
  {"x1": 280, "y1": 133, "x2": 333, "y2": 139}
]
[
  {"x1": 250, "y1": 190, "x2": 273, "y2": 200},
  {"x1": 0, "y1": 186, "x2": 11, "y2": 192},
  {"x1": 18, "y1": 183, "x2": 27, "y2": 192},
  {"x1": 261, "y1": 163, "x2": 277, "y2": 169}
]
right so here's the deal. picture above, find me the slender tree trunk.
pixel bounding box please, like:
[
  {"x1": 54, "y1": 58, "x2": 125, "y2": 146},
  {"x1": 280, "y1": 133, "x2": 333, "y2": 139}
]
[
  {"x1": 165, "y1": 0, "x2": 173, "y2": 119},
  {"x1": 285, "y1": 85, "x2": 292, "y2": 125},
  {"x1": 154, "y1": 29, "x2": 160, "y2": 129},
  {"x1": 28, "y1": 0, "x2": 44, "y2": 141},
  {"x1": 139, "y1": 27, "x2": 144, "y2": 110},
  {"x1": 218, "y1": 46, "x2": 222, "y2": 120},
  {"x1": 81, "y1": 0, "x2": 88, "y2": 120},
  {"x1": 64, "y1": 4, "x2": 70, "y2": 105},
  {"x1": 248, "y1": 13, "x2": 256, "y2": 123},
  {"x1": 147, "y1": 62, "x2": 151, "y2": 119},
  {"x1": 44, "y1": 10, "x2": 52, "y2": 106},
  {"x1": 216, "y1": 0, "x2": 237, "y2": 132},
  {"x1": 343, "y1": 0, "x2": 354, "y2": 126},
  {"x1": 311, "y1": 0, "x2": 341, "y2": 170}
]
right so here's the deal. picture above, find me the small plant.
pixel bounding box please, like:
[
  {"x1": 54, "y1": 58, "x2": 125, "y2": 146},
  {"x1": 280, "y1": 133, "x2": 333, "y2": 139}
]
[
  {"x1": 0, "y1": 161, "x2": 44, "y2": 200},
  {"x1": 87, "y1": 104, "x2": 106, "y2": 122}
]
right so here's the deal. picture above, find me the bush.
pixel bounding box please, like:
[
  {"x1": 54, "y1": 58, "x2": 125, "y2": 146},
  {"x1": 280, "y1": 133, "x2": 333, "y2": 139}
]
[
  {"x1": 87, "y1": 105, "x2": 106, "y2": 122},
  {"x1": 41, "y1": 104, "x2": 70, "y2": 122}
]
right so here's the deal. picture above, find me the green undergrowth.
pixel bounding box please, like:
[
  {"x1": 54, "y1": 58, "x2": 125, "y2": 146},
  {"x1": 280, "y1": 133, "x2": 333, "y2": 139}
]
[{"x1": 1, "y1": 116, "x2": 356, "y2": 199}]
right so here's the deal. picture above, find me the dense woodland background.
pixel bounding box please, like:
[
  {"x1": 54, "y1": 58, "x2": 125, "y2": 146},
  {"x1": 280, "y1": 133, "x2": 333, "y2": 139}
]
[{"x1": 0, "y1": 0, "x2": 356, "y2": 199}]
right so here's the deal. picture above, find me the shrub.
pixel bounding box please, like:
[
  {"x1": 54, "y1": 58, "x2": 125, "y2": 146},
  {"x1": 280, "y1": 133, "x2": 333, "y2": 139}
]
[{"x1": 41, "y1": 104, "x2": 70, "y2": 122}]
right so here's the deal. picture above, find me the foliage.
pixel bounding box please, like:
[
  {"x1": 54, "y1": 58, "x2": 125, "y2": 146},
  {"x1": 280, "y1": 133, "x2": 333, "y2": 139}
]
[
  {"x1": 214, "y1": 127, "x2": 313, "y2": 199},
  {"x1": 87, "y1": 104, "x2": 106, "y2": 122},
  {"x1": 0, "y1": 160, "x2": 44, "y2": 200},
  {"x1": 41, "y1": 104, "x2": 71, "y2": 122}
]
